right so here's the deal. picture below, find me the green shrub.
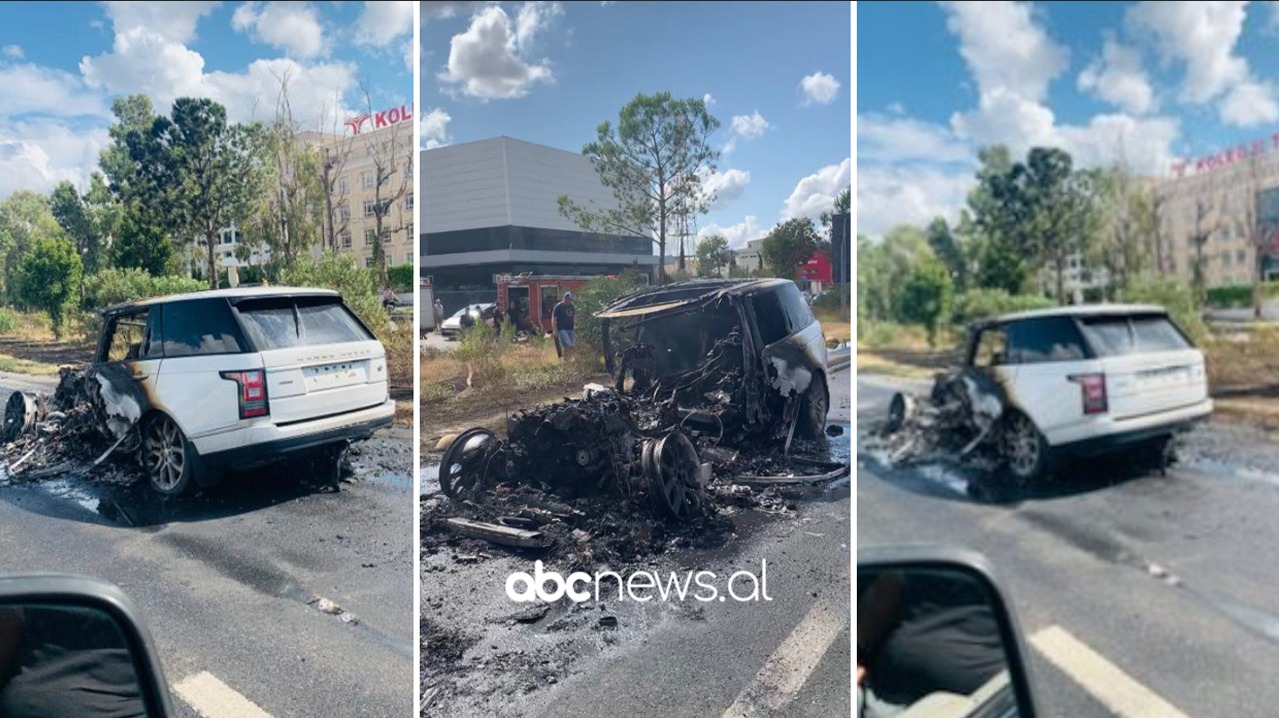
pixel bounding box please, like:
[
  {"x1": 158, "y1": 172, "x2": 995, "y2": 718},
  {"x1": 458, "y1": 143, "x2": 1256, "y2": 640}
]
[
  {"x1": 570, "y1": 269, "x2": 647, "y2": 352},
  {"x1": 80, "y1": 268, "x2": 205, "y2": 341},
  {"x1": 0, "y1": 308, "x2": 17, "y2": 335},
  {"x1": 1120, "y1": 278, "x2": 1208, "y2": 346},
  {"x1": 952, "y1": 288, "x2": 1055, "y2": 325},
  {"x1": 280, "y1": 253, "x2": 389, "y2": 337},
  {"x1": 897, "y1": 261, "x2": 953, "y2": 347},
  {"x1": 862, "y1": 322, "x2": 901, "y2": 348},
  {"x1": 17, "y1": 236, "x2": 83, "y2": 339},
  {"x1": 388, "y1": 263, "x2": 415, "y2": 292}
]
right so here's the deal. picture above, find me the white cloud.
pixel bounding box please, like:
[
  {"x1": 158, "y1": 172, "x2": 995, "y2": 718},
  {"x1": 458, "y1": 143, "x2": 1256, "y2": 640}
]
[
  {"x1": 699, "y1": 167, "x2": 750, "y2": 210},
  {"x1": 940, "y1": 0, "x2": 1068, "y2": 103},
  {"x1": 703, "y1": 93, "x2": 715, "y2": 107},
  {"x1": 799, "y1": 71, "x2": 840, "y2": 106},
  {"x1": 3, "y1": 45, "x2": 23, "y2": 60},
  {"x1": 421, "y1": 107, "x2": 452, "y2": 148},
  {"x1": 730, "y1": 110, "x2": 770, "y2": 139},
  {"x1": 0, "y1": 64, "x2": 108, "y2": 119},
  {"x1": 81, "y1": 27, "x2": 210, "y2": 107},
  {"x1": 0, "y1": 121, "x2": 110, "y2": 199},
  {"x1": 356, "y1": 0, "x2": 414, "y2": 47},
  {"x1": 1077, "y1": 35, "x2": 1154, "y2": 115},
  {"x1": 437, "y1": 4, "x2": 558, "y2": 100},
  {"x1": 100, "y1": 1, "x2": 221, "y2": 43},
  {"x1": 697, "y1": 215, "x2": 764, "y2": 250},
  {"x1": 232, "y1": 2, "x2": 325, "y2": 59},
  {"x1": 206, "y1": 58, "x2": 358, "y2": 128},
  {"x1": 513, "y1": 2, "x2": 563, "y2": 55},
  {"x1": 783, "y1": 158, "x2": 851, "y2": 221},
  {"x1": 1220, "y1": 79, "x2": 1279, "y2": 126},
  {"x1": 1055, "y1": 114, "x2": 1179, "y2": 175},
  {"x1": 857, "y1": 164, "x2": 974, "y2": 238},
  {"x1": 422, "y1": 1, "x2": 484, "y2": 22},
  {"x1": 858, "y1": 114, "x2": 972, "y2": 165}
]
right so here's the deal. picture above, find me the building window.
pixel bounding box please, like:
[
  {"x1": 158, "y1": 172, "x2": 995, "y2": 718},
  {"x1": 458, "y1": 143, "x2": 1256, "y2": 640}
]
[
  {"x1": 338, "y1": 177, "x2": 349, "y2": 195},
  {"x1": 381, "y1": 229, "x2": 392, "y2": 244},
  {"x1": 363, "y1": 200, "x2": 376, "y2": 217},
  {"x1": 405, "y1": 194, "x2": 414, "y2": 211},
  {"x1": 361, "y1": 170, "x2": 375, "y2": 189},
  {"x1": 340, "y1": 230, "x2": 352, "y2": 249},
  {"x1": 338, "y1": 206, "x2": 350, "y2": 222},
  {"x1": 365, "y1": 230, "x2": 376, "y2": 246},
  {"x1": 365, "y1": 257, "x2": 374, "y2": 268}
]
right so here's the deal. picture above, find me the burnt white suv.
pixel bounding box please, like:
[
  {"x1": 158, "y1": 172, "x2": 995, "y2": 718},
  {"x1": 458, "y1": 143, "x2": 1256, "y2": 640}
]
[
  {"x1": 961, "y1": 305, "x2": 1213, "y2": 480},
  {"x1": 97, "y1": 288, "x2": 395, "y2": 495}
]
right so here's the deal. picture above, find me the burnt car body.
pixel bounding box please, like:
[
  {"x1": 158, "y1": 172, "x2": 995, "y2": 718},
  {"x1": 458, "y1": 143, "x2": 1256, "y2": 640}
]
[{"x1": 599, "y1": 279, "x2": 830, "y2": 443}]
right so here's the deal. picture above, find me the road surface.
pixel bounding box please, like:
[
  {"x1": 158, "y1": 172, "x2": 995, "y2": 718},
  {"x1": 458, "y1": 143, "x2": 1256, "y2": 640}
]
[
  {"x1": 422, "y1": 363, "x2": 852, "y2": 718},
  {"x1": 860, "y1": 373, "x2": 1279, "y2": 718},
  {"x1": 0, "y1": 373, "x2": 414, "y2": 718}
]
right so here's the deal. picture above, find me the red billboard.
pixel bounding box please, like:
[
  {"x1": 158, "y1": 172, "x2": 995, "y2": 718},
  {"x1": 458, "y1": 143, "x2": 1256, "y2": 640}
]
[{"x1": 797, "y1": 250, "x2": 832, "y2": 283}]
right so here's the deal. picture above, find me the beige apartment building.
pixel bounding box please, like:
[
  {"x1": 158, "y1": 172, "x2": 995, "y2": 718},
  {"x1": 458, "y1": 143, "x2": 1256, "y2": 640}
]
[
  {"x1": 211, "y1": 111, "x2": 415, "y2": 279},
  {"x1": 1154, "y1": 142, "x2": 1279, "y2": 288}
]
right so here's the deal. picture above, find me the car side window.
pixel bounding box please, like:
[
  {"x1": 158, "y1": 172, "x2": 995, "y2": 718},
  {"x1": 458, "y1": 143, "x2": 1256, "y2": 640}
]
[
  {"x1": 104, "y1": 310, "x2": 152, "y2": 363},
  {"x1": 1006, "y1": 318, "x2": 1087, "y2": 364},
  {"x1": 161, "y1": 299, "x2": 247, "y2": 357},
  {"x1": 752, "y1": 291, "x2": 790, "y2": 345},
  {"x1": 972, "y1": 327, "x2": 1008, "y2": 367}
]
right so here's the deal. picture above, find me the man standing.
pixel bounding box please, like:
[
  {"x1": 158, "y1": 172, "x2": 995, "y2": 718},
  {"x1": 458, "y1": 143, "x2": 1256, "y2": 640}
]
[
  {"x1": 433, "y1": 298, "x2": 444, "y2": 334},
  {"x1": 551, "y1": 291, "x2": 576, "y2": 361}
]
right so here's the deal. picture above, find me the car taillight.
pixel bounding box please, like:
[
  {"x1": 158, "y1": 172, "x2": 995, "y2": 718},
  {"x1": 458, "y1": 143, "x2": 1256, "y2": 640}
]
[
  {"x1": 221, "y1": 370, "x2": 270, "y2": 419},
  {"x1": 1070, "y1": 373, "x2": 1108, "y2": 415}
]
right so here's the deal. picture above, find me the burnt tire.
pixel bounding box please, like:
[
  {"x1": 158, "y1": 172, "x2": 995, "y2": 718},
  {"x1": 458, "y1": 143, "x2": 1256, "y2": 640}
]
[
  {"x1": 797, "y1": 376, "x2": 830, "y2": 440},
  {"x1": 1000, "y1": 411, "x2": 1050, "y2": 483},
  {"x1": 141, "y1": 414, "x2": 195, "y2": 496}
]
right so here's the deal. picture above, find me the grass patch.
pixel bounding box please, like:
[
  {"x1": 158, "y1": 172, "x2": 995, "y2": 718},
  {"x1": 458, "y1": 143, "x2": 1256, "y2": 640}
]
[
  {"x1": 856, "y1": 352, "x2": 936, "y2": 380},
  {"x1": 0, "y1": 353, "x2": 64, "y2": 376}
]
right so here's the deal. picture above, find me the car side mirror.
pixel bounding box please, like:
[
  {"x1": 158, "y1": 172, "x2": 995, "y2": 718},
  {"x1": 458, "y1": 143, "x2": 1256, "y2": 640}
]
[
  {"x1": 858, "y1": 546, "x2": 1037, "y2": 718},
  {"x1": 0, "y1": 574, "x2": 174, "y2": 717}
]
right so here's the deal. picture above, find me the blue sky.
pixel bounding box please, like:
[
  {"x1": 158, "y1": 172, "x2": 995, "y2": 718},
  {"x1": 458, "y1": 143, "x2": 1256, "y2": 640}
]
[
  {"x1": 0, "y1": 1, "x2": 413, "y2": 200},
  {"x1": 422, "y1": 1, "x2": 852, "y2": 250},
  {"x1": 859, "y1": 1, "x2": 1279, "y2": 237}
]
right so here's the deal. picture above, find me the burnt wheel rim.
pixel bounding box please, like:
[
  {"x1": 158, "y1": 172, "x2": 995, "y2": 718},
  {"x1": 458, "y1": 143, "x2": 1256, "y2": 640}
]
[
  {"x1": 440, "y1": 428, "x2": 497, "y2": 498},
  {"x1": 647, "y1": 432, "x2": 701, "y2": 521},
  {"x1": 808, "y1": 381, "x2": 829, "y2": 432},
  {"x1": 144, "y1": 417, "x2": 185, "y2": 491},
  {"x1": 1006, "y1": 414, "x2": 1040, "y2": 477}
]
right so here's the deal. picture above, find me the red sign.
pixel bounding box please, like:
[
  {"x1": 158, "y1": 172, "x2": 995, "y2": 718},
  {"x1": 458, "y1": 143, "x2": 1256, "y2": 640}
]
[
  {"x1": 1171, "y1": 133, "x2": 1279, "y2": 178},
  {"x1": 797, "y1": 250, "x2": 832, "y2": 283},
  {"x1": 345, "y1": 103, "x2": 414, "y2": 135}
]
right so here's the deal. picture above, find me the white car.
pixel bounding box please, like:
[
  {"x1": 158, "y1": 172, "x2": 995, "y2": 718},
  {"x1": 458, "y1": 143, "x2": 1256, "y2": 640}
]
[
  {"x1": 97, "y1": 287, "x2": 395, "y2": 495},
  {"x1": 439, "y1": 303, "x2": 495, "y2": 339},
  {"x1": 962, "y1": 304, "x2": 1213, "y2": 480}
]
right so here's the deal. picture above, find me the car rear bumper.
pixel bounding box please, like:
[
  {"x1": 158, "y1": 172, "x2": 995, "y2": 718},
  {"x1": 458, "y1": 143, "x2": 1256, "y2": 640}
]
[
  {"x1": 192, "y1": 399, "x2": 395, "y2": 470},
  {"x1": 1050, "y1": 398, "x2": 1213, "y2": 458}
]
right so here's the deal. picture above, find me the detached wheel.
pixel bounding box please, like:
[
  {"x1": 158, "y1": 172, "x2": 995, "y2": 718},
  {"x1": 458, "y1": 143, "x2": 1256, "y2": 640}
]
[
  {"x1": 439, "y1": 428, "x2": 498, "y2": 499},
  {"x1": 142, "y1": 414, "x2": 194, "y2": 496},
  {"x1": 1001, "y1": 411, "x2": 1049, "y2": 482},
  {"x1": 797, "y1": 376, "x2": 830, "y2": 440}
]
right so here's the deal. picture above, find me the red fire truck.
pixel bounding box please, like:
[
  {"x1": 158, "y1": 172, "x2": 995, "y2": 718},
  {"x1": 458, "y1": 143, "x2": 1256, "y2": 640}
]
[{"x1": 495, "y1": 274, "x2": 596, "y2": 333}]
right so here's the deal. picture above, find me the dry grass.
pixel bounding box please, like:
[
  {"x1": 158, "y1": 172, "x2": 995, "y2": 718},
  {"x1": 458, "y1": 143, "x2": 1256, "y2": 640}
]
[{"x1": 856, "y1": 352, "x2": 935, "y2": 380}]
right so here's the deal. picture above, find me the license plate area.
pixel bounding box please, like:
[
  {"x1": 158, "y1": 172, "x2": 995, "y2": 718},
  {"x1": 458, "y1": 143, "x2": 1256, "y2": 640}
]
[{"x1": 304, "y1": 361, "x2": 367, "y2": 391}]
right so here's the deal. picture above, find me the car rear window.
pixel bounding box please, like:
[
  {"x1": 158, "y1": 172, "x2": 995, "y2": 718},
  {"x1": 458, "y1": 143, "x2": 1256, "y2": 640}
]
[
  {"x1": 1006, "y1": 317, "x2": 1088, "y2": 363},
  {"x1": 236, "y1": 296, "x2": 373, "y2": 350},
  {"x1": 1079, "y1": 314, "x2": 1192, "y2": 356},
  {"x1": 161, "y1": 299, "x2": 247, "y2": 357}
]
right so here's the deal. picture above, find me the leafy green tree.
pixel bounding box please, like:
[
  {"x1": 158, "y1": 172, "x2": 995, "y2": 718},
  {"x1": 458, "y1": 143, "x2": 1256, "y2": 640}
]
[
  {"x1": 897, "y1": 260, "x2": 953, "y2": 347},
  {"x1": 1091, "y1": 166, "x2": 1156, "y2": 298},
  {"x1": 17, "y1": 235, "x2": 82, "y2": 338},
  {"x1": 126, "y1": 97, "x2": 270, "y2": 289},
  {"x1": 0, "y1": 192, "x2": 65, "y2": 302},
  {"x1": 50, "y1": 173, "x2": 118, "y2": 275},
  {"x1": 558, "y1": 92, "x2": 720, "y2": 283},
  {"x1": 100, "y1": 95, "x2": 157, "y2": 202},
  {"x1": 858, "y1": 225, "x2": 935, "y2": 323},
  {"x1": 695, "y1": 234, "x2": 732, "y2": 277},
  {"x1": 761, "y1": 217, "x2": 821, "y2": 280},
  {"x1": 925, "y1": 216, "x2": 967, "y2": 292},
  {"x1": 967, "y1": 146, "x2": 1030, "y2": 293},
  {"x1": 820, "y1": 186, "x2": 851, "y2": 239},
  {"x1": 111, "y1": 208, "x2": 174, "y2": 276}
]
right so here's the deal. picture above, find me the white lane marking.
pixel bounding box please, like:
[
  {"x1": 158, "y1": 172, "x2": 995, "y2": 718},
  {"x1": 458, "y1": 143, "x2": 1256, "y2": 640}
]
[
  {"x1": 1030, "y1": 625, "x2": 1191, "y2": 718},
  {"x1": 720, "y1": 597, "x2": 847, "y2": 718},
  {"x1": 173, "y1": 671, "x2": 274, "y2": 718}
]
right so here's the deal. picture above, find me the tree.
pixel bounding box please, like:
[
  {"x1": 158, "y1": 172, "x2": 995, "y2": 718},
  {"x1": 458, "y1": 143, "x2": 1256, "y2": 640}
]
[
  {"x1": 858, "y1": 225, "x2": 935, "y2": 323},
  {"x1": 1091, "y1": 166, "x2": 1156, "y2": 298},
  {"x1": 17, "y1": 235, "x2": 82, "y2": 338},
  {"x1": 50, "y1": 173, "x2": 118, "y2": 275},
  {"x1": 559, "y1": 92, "x2": 720, "y2": 283},
  {"x1": 820, "y1": 186, "x2": 851, "y2": 239},
  {"x1": 100, "y1": 95, "x2": 157, "y2": 203},
  {"x1": 925, "y1": 216, "x2": 967, "y2": 292},
  {"x1": 761, "y1": 217, "x2": 821, "y2": 280},
  {"x1": 360, "y1": 86, "x2": 413, "y2": 289},
  {"x1": 111, "y1": 208, "x2": 173, "y2": 276},
  {"x1": 967, "y1": 146, "x2": 1030, "y2": 293},
  {"x1": 126, "y1": 97, "x2": 270, "y2": 289},
  {"x1": 0, "y1": 192, "x2": 64, "y2": 302},
  {"x1": 695, "y1": 235, "x2": 732, "y2": 277},
  {"x1": 898, "y1": 260, "x2": 953, "y2": 347}
]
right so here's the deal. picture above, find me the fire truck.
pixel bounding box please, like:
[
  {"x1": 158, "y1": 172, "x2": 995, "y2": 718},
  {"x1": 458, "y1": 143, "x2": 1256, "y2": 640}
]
[{"x1": 495, "y1": 274, "x2": 597, "y2": 333}]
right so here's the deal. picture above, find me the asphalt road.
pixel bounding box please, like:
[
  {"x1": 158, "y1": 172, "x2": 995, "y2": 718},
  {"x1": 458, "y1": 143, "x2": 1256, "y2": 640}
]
[
  {"x1": 859, "y1": 373, "x2": 1279, "y2": 718},
  {"x1": 422, "y1": 363, "x2": 852, "y2": 718},
  {"x1": 0, "y1": 373, "x2": 415, "y2": 718}
]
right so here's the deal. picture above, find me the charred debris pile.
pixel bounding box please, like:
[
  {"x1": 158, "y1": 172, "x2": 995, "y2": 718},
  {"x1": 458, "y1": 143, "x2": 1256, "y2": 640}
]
[
  {"x1": 0, "y1": 365, "x2": 144, "y2": 485},
  {"x1": 424, "y1": 294, "x2": 848, "y2": 565}
]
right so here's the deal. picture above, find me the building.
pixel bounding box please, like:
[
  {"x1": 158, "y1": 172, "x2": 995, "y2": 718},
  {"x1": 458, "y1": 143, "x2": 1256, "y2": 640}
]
[
  {"x1": 207, "y1": 105, "x2": 416, "y2": 279},
  {"x1": 421, "y1": 137, "x2": 657, "y2": 295},
  {"x1": 735, "y1": 239, "x2": 764, "y2": 274},
  {"x1": 1156, "y1": 137, "x2": 1279, "y2": 288},
  {"x1": 1036, "y1": 252, "x2": 1112, "y2": 303}
]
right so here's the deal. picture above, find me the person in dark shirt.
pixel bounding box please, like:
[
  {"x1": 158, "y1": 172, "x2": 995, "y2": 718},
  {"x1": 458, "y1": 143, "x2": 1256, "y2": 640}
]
[{"x1": 551, "y1": 292, "x2": 576, "y2": 361}]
